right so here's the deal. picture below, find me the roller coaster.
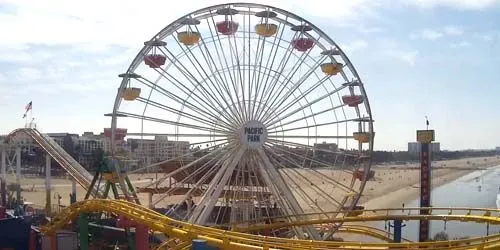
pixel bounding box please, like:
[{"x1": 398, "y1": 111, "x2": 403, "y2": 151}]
[{"x1": 41, "y1": 199, "x2": 500, "y2": 249}]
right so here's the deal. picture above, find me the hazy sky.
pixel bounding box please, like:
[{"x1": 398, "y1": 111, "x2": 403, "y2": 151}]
[{"x1": 1, "y1": 0, "x2": 499, "y2": 150}]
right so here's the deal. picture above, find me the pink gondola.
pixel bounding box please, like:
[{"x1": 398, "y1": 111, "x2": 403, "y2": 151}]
[
  {"x1": 143, "y1": 54, "x2": 166, "y2": 68},
  {"x1": 292, "y1": 38, "x2": 314, "y2": 52},
  {"x1": 216, "y1": 20, "x2": 239, "y2": 35},
  {"x1": 342, "y1": 95, "x2": 364, "y2": 107}
]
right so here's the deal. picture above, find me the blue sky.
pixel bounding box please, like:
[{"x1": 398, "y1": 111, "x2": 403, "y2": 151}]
[{"x1": 0, "y1": 0, "x2": 499, "y2": 150}]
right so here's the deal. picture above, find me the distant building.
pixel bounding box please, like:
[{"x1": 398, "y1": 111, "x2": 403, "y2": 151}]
[
  {"x1": 496, "y1": 147, "x2": 500, "y2": 153},
  {"x1": 127, "y1": 135, "x2": 190, "y2": 169},
  {"x1": 408, "y1": 142, "x2": 440, "y2": 154},
  {"x1": 77, "y1": 132, "x2": 105, "y2": 168}
]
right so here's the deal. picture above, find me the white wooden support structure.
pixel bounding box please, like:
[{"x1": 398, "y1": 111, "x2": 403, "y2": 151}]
[{"x1": 45, "y1": 154, "x2": 51, "y2": 214}]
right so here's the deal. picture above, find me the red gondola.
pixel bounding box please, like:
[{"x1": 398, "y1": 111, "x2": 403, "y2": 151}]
[
  {"x1": 216, "y1": 20, "x2": 239, "y2": 35},
  {"x1": 292, "y1": 38, "x2": 314, "y2": 52},
  {"x1": 342, "y1": 95, "x2": 364, "y2": 107},
  {"x1": 143, "y1": 54, "x2": 166, "y2": 68}
]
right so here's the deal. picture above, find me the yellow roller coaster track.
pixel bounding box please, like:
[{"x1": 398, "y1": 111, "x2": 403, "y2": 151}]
[{"x1": 41, "y1": 199, "x2": 500, "y2": 250}]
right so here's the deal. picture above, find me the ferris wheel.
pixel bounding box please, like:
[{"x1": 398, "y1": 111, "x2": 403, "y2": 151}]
[{"x1": 111, "y1": 3, "x2": 374, "y2": 240}]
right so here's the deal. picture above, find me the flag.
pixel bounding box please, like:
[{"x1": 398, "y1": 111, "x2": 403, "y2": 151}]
[{"x1": 25, "y1": 101, "x2": 32, "y2": 112}]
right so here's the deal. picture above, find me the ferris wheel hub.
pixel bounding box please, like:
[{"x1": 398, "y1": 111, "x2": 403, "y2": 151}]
[{"x1": 239, "y1": 120, "x2": 267, "y2": 149}]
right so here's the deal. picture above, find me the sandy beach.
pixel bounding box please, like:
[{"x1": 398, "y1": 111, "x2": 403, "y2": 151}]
[{"x1": 4, "y1": 156, "x2": 500, "y2": 214}]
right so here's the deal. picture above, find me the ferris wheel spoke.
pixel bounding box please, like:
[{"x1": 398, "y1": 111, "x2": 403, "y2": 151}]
[
  {"x1": 136, "y1": 77, "x2": 235, "y2": 129},
  {"x1": 254, "y1": 35, "x2": 299, "y2": 122},
  {"x1": 256, "y1": 148, "x2": 321, "y2": 240},
  {"x1": 228, "y1": 29, "x2": 248, "y2": 120},
  {"x1": 252, "y1": 21, "x2": 288, "y2": 120},
  {"x1": 141, "y1": 142, "x2": 230, "y2": 190},
  {"x1": 195, "y1": 24, "x2": 246, "y2": 124},
  {"x1": 280, "y1": 168, "x2": 342, "y2": 209},
  {"x1": 116, "y1": 112, "x2": 228, "y2": 135},
  {"x1": 259, "y1": 45, "x2": 324, "y2": 122},
  {"x1": 277, "y1": 164, "x2": 331, "y2": 213},
  {"x1": 207, "y1": 17, "x2": 248, "y2": 122},
  {"x1": 257, "y1": 32, "x2": 319, "y2": 122},
  {"x1": 268, "y1": 134, "x2": 352, "y2": 139},
  {"x1": 284, "y1": 168, "x2": 344, "y2": 207},
  {"x1": 126, "y1": 132, "x2": 228, "y2": 138},
  {"x1": 156, "y1": 47, "x2": 240, "y2": 126},
  {"x1": 264, "y1": 77, "x2": 347, "y2": 129},
  {"x1": 135, "y1": 97, "x2": 233, "y2": 132},
  {"x1": 268, "y1": 117, "x2": 356, "y2": 134},
  {"x1": 263, "y1": 75, "x2": 329, "y2": 126},
  {"x1": 170, "y1": 35, "x2": 245, "y2": 126},
  {"x1": 266, "y1": 103, "x2": 345, "y2": 132},
  {"x1": 266, "y1": 138, "x2": 360, "y2": 158},
  {"x1": 262, "y1": 50, "x2": 330, "y2": 123},
  {"x1": 152, "y1": 149, "x2": 229, "y2": 206},
  {"x1": 189, "y1": 146, "x2": 246, "y2": 224},
  {"x1": 266, "y1": 138, "x2": 359, "y2": 159},
  {"x1": 249, "y1": 36, "x2": 267, "y2": 121},
  {"x1": 264, "y1": 145, "x2": 357, "y2": 194}
]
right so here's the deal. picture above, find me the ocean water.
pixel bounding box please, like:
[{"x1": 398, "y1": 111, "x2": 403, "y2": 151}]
[{"x1": 368, "y1": 165, "x2": 500, "y2": 241}]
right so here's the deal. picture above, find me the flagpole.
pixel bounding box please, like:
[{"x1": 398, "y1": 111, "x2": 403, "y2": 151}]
[{"x1": 29, "y1": 105, "x2": 33, "y2": 128}]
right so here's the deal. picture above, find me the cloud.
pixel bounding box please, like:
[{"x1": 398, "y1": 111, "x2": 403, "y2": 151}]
[
  {"x1": 450, "y1": 41, "x2": 472, "y2": 48},
  {"x1": 16, "y1": 67, "x2": 43, "y2": 82},
  {"x1": 397, "y1": 50, "x2": 419, "y2": 66},
  {"x1": 376, "y1": 38, "x2": 419, "y2": 66},
  {"x1": 443, "y1": 26, "x2": 464, "y2": 36},
  {"x1": 357, "y1": 26, "x2": 384, "y2": 34},
  {"x1": 410, "y1": 26, "x2": 466, "y2": 40},
  {"x1": 404, "y1": 0, "x2": 500, "y2": 10},
  {"x1": 410, "y1": 29, "x2": 444, "y2": 40},
  {"x1": 342, "y1": 40, "x2": 369, "y2": 53}
]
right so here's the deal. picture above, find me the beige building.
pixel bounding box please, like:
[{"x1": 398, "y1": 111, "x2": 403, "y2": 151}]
[{"x1": 127, "y1": 136, "x2": 191, "y2": 170}]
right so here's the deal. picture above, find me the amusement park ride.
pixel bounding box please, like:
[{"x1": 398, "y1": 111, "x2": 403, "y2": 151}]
[{"x1": 1, "y1": 2, "x2": 500, "y2": 250}]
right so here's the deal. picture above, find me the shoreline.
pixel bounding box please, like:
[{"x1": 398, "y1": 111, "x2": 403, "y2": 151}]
[
  {"x1": 361, "y1": 159, "x2": 500, "y2": 211},
  {"x1": 361, "y1": 169, "x2": 474, "y2": 210}
]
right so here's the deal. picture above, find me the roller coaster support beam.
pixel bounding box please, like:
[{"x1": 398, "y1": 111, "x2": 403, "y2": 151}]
[
  {"x1": 45, "y1": 154, "x2": 51, "y2": 215},
  {"x1": 393, "y1": 219, "x2": 402, "y2": 243},
  {"x1": 78, "y1": 213, "x2": 89, "y2": 250},
  {"x1": 15, "y1": 147, "x2": 21, "y2": 205},
  {"x1": 70, "y1": 180, "x2": 76, "y2": 204},
  {"x1": 416, "y1": 129, "x2": 435, "y2": 242},
  {"x1": 1, "y1": 148, "x2": 6, "y2": 206}
]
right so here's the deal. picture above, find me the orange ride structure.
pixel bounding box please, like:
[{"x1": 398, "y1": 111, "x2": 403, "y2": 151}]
[{"x1": 3, "y1": 3, "x2": 500, "y2": 250}]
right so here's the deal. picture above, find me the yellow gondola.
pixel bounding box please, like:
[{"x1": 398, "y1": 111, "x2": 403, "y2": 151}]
[
  {"x1": 255, "y1": 23, "x2": 278, "y2": 37},
  {"x1": 320, "y1": 62, "x2": 343, "y2": 76},
  {"x1": 353, "y1": 132, "x2": 372, "y2": 143},
  {"x1": 122, "y1": 87, "x2": 141, "y2": 101},
  {"x1": 178, "y1": 31, "x2": 201, "y2": 46}
]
